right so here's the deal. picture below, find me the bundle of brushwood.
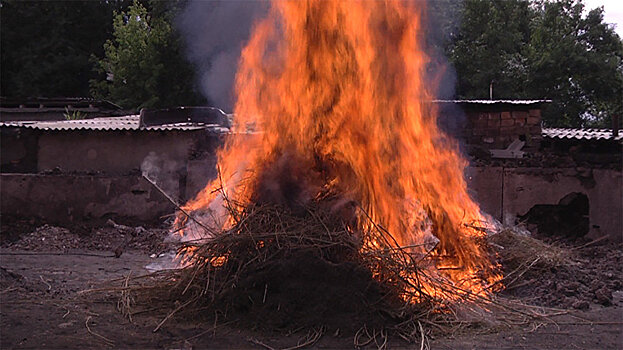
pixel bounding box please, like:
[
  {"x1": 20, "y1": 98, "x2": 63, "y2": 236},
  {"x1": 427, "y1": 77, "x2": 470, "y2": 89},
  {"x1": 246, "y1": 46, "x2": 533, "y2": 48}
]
[
  {"x1": 127, "y1": 195, "x2": 495, "y2": 343},
  {"x1": 81, "y1": 196, "x2": 574, "y2": 348}
]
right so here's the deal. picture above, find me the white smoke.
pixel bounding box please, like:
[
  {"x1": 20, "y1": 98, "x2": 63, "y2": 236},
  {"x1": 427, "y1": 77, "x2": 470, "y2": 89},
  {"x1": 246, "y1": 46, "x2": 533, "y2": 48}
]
[
  {"x1": 177, "y1": 0, "x2": 269, "y2": 112},
  {"x1": 140, "y1": 152, "x2": 181, "y2": 201}
]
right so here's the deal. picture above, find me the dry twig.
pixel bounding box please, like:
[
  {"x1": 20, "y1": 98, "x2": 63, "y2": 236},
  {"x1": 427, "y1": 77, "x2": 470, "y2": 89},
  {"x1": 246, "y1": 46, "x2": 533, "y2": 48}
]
[{"x1": 85, "y1": 316, "x2": 115, "y2": 347}]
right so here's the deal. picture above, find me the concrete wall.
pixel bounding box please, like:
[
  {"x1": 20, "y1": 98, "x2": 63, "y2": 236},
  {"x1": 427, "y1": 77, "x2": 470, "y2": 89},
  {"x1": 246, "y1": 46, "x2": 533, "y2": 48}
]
[
  {"x1": 0, "y1": 129, "x2": 38, "y2": 173},
  {"x1": 37, "y1": 131, "x2": 195, "y2": 174},
  {"x1": 466, "y1": 167, "x2": 503, "y2": 220},
  {"x1": 467, "y1": 166, "x2": 622, "y2": 242},
  {"x1": 3, "y1": 130, "x2": 621, "y2": 240},
  {"x1": 0, "y1": 129, "x2": 226, "y2": 225},
  {"x1": 0, "y1": 174, "x2": 177, "y2": 226},
  {"x1": 185, "y1": 158, "x2": 218, "y2": 200}
]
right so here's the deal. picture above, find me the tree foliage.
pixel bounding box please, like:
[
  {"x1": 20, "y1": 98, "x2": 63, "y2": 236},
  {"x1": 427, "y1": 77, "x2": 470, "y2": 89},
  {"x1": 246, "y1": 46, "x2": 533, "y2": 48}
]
[
  {"x1": 449, "y1": 0, "x2": 533, "y2": 100},
  {"x1": 526, "y1": 0, "x2": 623, "y2": 127},
  {"x1": 449, "y1": 0, "x2": 623, "y2": 127},
  {"x1": 0, "y1": 0, "x2": 117, "y2": 97},
  {"x1": 90, "y1": 0, "x2": 203, "y2": 109},
  {"x1": 1, "y1": 0, "x2": 620, "y2": 125}
]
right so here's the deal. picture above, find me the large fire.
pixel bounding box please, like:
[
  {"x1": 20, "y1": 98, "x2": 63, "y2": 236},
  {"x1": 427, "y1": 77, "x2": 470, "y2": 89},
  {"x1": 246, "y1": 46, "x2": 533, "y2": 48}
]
[{"x1": 178, "y1": 0, "x2": 500, "y2": 300}]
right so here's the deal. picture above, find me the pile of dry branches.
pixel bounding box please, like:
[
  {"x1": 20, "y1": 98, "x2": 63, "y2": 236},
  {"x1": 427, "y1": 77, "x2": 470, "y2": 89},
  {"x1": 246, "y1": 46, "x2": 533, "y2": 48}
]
[
  {"x1": 75, "y1": 190, "x2": 590, "y2": 350},
  {"x1": 79, "y1": 197, "x2": 581, "y2": 350},
  {"x1": 115, "y1": 194, "x2": 510, "y2": 344}
]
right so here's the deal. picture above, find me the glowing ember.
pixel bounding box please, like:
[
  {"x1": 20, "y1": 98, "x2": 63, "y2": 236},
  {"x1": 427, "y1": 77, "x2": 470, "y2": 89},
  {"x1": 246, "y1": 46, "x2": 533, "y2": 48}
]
[{"x1": 177, "y1": 0, "x2": 500, "y2": 300}]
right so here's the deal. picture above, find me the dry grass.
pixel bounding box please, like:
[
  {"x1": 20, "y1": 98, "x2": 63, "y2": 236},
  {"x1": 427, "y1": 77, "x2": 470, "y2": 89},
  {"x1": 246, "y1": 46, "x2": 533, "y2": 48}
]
[{"x1": 488, "y1": 228, "x2": 575, "y2": 290}]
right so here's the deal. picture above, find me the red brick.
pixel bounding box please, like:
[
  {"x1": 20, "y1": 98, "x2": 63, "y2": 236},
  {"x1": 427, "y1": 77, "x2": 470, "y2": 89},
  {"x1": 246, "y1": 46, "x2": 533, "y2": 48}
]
[
  {"x1": 528, "y1": 109, "x2": 541, "y2": 117},
  {"x1": 488, "y1": 112, "x2": 501, "y2": 120},
  {"x1": 488, "y1": 128, "x2": 501, "y2": 136},
  {"x1": 500, "y1": 119, "x2": 514, "y2": 127},
  {"x1": 500, "y1": 126, "x2": 519, "y2": 135},
  {"x1": 473, "y1": 128, "x2": 487, "y2": 136},
  {"x1": 501, "y1": 111, "x2": 511, "y2": 119},
  {"x1": 527, "y1": 116, "x2": 540, "y2": 125},
  {"x1": 476, "y1": 128, "x2": 498, "y2": 137},
  {"x1": 515, "y1": 118, "x2": 526, "y2": 126},
  {"x1": 529, "y1": 125, "x2": 542, "y2": 134},
  {"x1": 473, "y1": 119, "x2": 488, "y2": 129},
  {"x1": 478, "y1": 112, "x2": 490, "y2": 121},
  {"x1": 512, "y1": 111, "x2": 529, "y2": 119},
  {"x1": 488, "y1": 119, "x2": 501, "y2": 127}
]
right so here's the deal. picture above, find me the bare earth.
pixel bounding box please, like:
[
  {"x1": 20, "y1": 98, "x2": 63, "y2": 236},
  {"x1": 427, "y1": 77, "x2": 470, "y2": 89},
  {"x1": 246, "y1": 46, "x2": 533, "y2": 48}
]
[{"x1": 0, "y1": 226, "x2": 622, "y2": 349}]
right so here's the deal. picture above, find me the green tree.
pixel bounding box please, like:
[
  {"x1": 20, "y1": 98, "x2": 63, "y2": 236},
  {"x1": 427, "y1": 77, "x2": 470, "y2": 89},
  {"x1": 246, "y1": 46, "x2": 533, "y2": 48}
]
[
  {"x1": 526, "y1": 0, "x2": 623, "y2": 127},
  {"x1": 90, "y1": 0, "x2": 202, "y2": 109},
  {"x1": 448, "y1": 0, "x2": 623, "y2": 127},
  {"x1": 449, "y1": 0, "x2": 533, "y2": 100},
  {"x1": 0, "y1": 0, "x2": 117, "y2": 97}
]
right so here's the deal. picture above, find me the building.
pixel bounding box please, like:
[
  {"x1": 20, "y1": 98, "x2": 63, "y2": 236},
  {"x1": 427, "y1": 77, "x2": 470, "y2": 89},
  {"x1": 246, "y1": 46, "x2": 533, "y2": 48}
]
[
  {"x1": 1, "y1": 107, "x2": 228, "y2": 225},
  {"x1": 1, "y1": 102, "x2": 621, "y2": 241}
]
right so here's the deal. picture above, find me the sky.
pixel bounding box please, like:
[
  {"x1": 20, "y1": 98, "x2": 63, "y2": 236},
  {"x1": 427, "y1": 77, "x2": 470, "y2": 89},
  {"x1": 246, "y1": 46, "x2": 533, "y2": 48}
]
[{"x1": 583, "y1": 0, "x2": 623, "y2": 36}]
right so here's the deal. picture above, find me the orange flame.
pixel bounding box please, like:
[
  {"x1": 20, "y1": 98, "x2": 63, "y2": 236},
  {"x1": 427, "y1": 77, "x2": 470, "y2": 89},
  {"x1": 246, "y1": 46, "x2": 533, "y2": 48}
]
[{"x1": 180, "y1": 0, "x2": 499, "y2": 299}]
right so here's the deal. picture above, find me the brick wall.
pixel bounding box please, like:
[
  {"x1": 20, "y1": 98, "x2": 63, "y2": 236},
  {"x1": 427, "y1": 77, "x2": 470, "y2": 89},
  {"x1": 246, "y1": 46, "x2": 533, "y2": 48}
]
[{"x1": 465, "y1": 108, "x2": 542, "y2": 149}]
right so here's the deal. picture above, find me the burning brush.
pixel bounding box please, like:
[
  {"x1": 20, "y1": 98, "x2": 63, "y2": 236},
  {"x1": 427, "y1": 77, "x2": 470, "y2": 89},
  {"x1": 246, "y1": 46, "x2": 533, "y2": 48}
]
[
  {"x1": 158, "y1": 191, "x2": 498, "y2": 341},
  {"x1": 147, "y1": 0, "x2": 504, "y2": 343}
]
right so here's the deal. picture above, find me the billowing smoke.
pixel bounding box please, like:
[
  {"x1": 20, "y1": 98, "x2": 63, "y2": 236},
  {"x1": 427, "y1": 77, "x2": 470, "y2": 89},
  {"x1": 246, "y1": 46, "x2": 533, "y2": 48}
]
[
  {"x1": 177, "y1": 0, "x2": 269, "y2": 112},
  {"x1": 176, "y1": 0, "x2": 467, "y2": 136},
  {"x1": 141, "y1": 152, "x2": 181, "y2": 201},
  {"x1": 424, "y1": 0, "x2": 466, "y2": 139},
  {"x1": 425, "y1": 2, "x2": 456, "y2": 99}
]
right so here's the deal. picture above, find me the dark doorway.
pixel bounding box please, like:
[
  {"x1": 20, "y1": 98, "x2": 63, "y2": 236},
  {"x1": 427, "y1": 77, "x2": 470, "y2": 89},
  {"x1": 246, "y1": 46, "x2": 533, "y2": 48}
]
[{"x1": 519, "y1": 192, "x2": 589, "y2": 238}]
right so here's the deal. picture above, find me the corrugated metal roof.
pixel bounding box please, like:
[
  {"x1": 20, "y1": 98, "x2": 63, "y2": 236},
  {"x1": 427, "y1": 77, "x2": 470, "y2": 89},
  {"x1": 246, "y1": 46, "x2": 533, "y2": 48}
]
[
  {"x1": 542, "y1": 128, "x2": 622, "y2": 141},
  {"x1": 0, "y1": 115, "x2": 229, "y2": 132},
  {"x1": 434, "y1": 99, "x2": 551, "y2": 105}
]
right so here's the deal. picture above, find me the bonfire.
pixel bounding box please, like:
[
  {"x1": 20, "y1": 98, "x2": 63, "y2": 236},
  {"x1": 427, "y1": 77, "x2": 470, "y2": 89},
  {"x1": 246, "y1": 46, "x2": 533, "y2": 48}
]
[{"x1": 149, "y1": 0, "x2": 505, "y2": 344}]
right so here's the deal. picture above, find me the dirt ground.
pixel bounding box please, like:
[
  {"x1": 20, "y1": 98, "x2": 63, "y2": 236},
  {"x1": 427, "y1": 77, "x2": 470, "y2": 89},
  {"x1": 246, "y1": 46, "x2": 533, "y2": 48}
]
[{"x1": 1, "y1": 224, "x2": 622, "y2": 349}]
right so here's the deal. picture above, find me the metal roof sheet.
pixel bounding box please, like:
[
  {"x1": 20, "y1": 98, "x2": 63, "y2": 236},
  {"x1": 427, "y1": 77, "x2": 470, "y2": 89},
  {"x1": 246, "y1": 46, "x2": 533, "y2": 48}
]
[
  {"x1": 0, "y1": 115, "x2": 229, "y2": 132},
  {"x1": 434, "y1": 99, "x2": 551, "y2": 105},
  {"x1": 542, "y1": 128, "x2": 622, "y2": 141}
]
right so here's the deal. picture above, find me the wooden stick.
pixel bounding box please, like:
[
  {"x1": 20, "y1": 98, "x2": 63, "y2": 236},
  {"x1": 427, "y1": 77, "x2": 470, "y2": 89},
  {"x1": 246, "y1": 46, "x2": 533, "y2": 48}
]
[
  {"x1": 153, "y1": 298, "x2": 195, "y2": 332},
  {"x1": 141, "y1": 174, "x2": 211, "y2": 233},
  {"x1": 572, "y1": 235, "x2": 610, "y2": 250},
  {"x1": 247, "y1": 337, "x2": 276, "y2": 350}
]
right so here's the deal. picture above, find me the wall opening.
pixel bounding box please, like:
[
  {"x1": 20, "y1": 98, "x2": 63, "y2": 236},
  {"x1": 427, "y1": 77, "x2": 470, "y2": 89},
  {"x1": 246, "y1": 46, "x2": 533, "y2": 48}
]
[{"x1": 519, "y1": 192, "x2": 589, "y2": 238}]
